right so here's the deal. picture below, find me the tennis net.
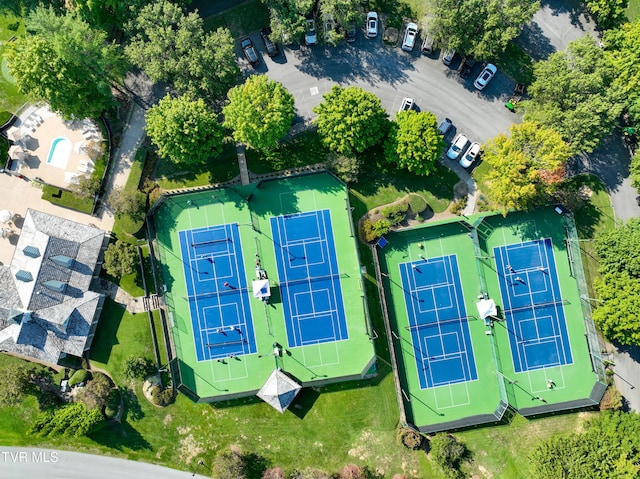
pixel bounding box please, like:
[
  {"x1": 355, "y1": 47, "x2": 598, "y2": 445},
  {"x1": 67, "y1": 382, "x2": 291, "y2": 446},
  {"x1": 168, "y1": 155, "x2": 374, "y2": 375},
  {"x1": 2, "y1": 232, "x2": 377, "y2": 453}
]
[{"x1": 278, "y1": 272, "x2": 349, "y2": 288}]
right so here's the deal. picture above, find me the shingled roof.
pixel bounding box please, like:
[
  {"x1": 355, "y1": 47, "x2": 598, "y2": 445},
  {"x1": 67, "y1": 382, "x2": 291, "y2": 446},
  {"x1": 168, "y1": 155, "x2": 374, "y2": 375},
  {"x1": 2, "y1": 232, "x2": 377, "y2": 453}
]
[{"x1": 256, "y1": 369, "x2": 302, "y2": 413}]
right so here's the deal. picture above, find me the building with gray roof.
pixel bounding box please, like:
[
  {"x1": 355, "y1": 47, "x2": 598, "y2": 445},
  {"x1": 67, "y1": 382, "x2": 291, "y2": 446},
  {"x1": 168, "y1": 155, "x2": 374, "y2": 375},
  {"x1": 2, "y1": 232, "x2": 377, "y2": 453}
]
[{"x1": 0, "y1": 209, "x2": 107, "y2": 366}]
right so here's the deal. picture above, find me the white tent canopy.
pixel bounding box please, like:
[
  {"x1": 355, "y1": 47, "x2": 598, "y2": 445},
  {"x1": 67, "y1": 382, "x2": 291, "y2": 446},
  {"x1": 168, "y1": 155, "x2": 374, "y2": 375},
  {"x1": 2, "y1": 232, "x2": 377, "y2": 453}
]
[
  {"x1": 252, "y1": 279, "x2": 271, "y2": 299},
  {"x1": 476, "y1": 298, "x2": 497, "y2": 321},
  {"x1": 256, "y1": 369, "x2": 301, "y2": 413}
]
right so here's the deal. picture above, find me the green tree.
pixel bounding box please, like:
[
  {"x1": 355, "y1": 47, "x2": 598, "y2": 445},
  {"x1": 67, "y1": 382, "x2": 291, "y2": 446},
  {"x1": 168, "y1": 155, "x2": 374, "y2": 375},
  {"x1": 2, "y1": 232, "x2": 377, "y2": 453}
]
[
  {"x1": 313, "y1": 86, "x2": 388, "y2": 156},
  {"x1": 384, "y1": 110, "x2": 444, "y2": 176},
  {"x1": 7, "y1": 7, "x2": 124, "y2": 119},
  {"x1": 0, "y1": 362, "x2": 34, "y2": 407},
  {"x1": 223, "y1": 75, "x2": 295, "y2": 152},
  {"x1": 103, "y1": 241, "x2": 138, "y2": 278},
  {"x1": 70, "y1": 0, "x2": 151, "y2": 37},
  {"x1": 123, "y1": 355, "x2": 155, "y2": 380},
  {"x1": 108, "y1": 187, "x2": 146, "y2": 221},
  {"x1": 482, "y1": 121, "x2": 572, "y2": 214},
  {"x1": 145, "y1": 94, "x2": 224, "y2": 165},
  {"x1": 429, "y1": 433, "x2": 466, "y2": 479},
  {"x1": 593, "y1": 272, "x2": 640, "y2": 345},
  {"x1": 585, "y1": 0, "x2": 628, "y2": 30},
  {"x1": 594, "y1": 218, "x2": 640, "y2": 277},
  {"x1": 523, "y1": 35, "x2": 624, "y2": 153},
  {"x1": 529, "y1": 411, "x2": 640, "y2": 478},
  {"x1": 630, "y1": 150, "x2": 640, "y2": 191},
  {"x1": 75, "y1": 372, "x2": 113, "y2": 410},
  {"x1": 71, "y1": 174, "x2": 101, "y2": 200},
  {"x1": 264, "y1": 0, "x2": 314, "y2": 43},
  {"x1": 427, "y1": 0, "x2": 538, "y2": 59},
  {"x1": 0, "y1": 0, "x2": 62, "y2": 16},
  {"x1": 32, "y1": 403, "x2": 105, "y2": 438},
  {"x1": 604, "y1": 19, "x2": 640, "y2": 127},
  {"x1": 125, "y1": 1, "x2": 239, "y2": 103}
]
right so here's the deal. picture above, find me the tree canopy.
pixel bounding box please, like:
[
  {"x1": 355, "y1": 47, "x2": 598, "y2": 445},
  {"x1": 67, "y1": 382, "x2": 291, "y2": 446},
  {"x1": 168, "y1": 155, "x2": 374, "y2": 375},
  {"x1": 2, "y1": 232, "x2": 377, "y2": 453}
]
[
  {"x1": 529, "y1": 411, "x2": 640, "y2": 478},
  {"x1": 263, "y1": 0, "x2": 315, "y2": 43},
  {"x1": 604, "y1": 18, "x2": 640, "y2": 128},
  {"x1": 592, "y1": 218, "x2": 640, "y2": 345},
  {"x1": 313, "y1": 86, "x2": 388, "y2": 156},
  {"x1": 223, "y1": 75, "x2": 295, "y2": 151},
  {"x1": 103, "y1": 240, "x2": 138, "y2": 278},
  {"x1": 523, "y1": 35, "x2": 624, "y2": 153},
  {"x1": 145, "y1": 94, "x2": 224, "y2": 165},
  {"x1": 6, "y1": 7, "x2": 123, "y2": 119},
  {"x1": 0, "y1": 362, "x2": 34, "y2": 407},
  {"x1": 482, "y1": 121, "x2": 572, "y2": 214},
  {"x1": 126, "y1": 1, "x2": 240, "y2": 103},
  {"x1": 384, "y1": 110, "x2": 445, "y2": 176},
  {"x1": 427, "y1": 0, "x2": 539, "y2": 59}
]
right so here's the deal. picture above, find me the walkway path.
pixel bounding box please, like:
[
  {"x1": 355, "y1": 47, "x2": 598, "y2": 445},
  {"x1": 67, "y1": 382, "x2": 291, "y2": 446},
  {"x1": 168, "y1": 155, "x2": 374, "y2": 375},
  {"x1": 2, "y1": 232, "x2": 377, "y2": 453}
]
[{"x1": 92, "y1": 278, "x2": 147, "y2": 314}]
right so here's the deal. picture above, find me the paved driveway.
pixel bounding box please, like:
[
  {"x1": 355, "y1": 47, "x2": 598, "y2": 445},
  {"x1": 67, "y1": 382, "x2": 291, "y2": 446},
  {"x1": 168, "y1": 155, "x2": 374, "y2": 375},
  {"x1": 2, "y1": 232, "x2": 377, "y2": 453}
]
[{"x1": 242, "y1": 33, "x2": 518, "y2": 146}]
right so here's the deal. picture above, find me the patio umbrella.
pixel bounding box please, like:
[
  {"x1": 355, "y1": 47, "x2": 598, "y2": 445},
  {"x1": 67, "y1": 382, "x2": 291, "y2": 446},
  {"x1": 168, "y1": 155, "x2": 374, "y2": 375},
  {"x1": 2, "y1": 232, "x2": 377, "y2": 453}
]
[
  {"x1": 6, "y1": 126, "x2": 23, "y2": 142},
  {"x1": 0, "y1": 210, "x2": 13, "y2": 224},
  {"x1": 8, "y1": 145, "x2": 25, "y2": 160}
]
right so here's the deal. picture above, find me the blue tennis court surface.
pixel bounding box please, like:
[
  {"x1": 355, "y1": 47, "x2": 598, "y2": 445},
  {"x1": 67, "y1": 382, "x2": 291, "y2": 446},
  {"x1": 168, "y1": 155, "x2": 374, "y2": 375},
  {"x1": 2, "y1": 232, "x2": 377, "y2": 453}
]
[
  {"x1": 494, "y1": 238, "x2": 573, "y2": 373},
  {"x1": 270, "y1": 210, "x2": 348, "y2": 348},
  {"x1": 179, "y1": 223, "x2": 256, "y2": 361},
  {"x1": 399, "y1": 255, "x2": 477, "y2": 389}
]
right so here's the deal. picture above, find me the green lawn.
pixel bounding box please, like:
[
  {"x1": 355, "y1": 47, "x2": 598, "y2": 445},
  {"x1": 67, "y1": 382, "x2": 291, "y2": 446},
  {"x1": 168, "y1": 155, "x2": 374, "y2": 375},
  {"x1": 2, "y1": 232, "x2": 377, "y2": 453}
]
[
  {"x1": 155, "y1": 141, "x2": 239, "y2": 189},
  {"x1": 0, "y1": 14, "x2": 28, "y2": 116},
  {"x1": 628, "y1": 0, "x2": 640, "y2": 21},
  {"x1": 202, "y1": 0, "x2": 270, "y2": 37},
  {"x1": 41, "y1": 185, "x2": 95, "y2": 213},
  {"x1": 245, "y1": 129, "x2": 329, "y2": 173}
]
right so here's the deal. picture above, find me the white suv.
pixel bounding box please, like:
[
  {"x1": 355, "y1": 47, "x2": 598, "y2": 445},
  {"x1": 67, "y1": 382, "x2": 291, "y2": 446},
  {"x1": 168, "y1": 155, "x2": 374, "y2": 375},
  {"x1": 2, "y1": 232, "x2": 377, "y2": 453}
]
[
  {"x1": 447, "y1": 133, "x2": 468, "y2": 159},
  {"x1": 402, "y1": 23, "x2": 418, "y2": 52}
]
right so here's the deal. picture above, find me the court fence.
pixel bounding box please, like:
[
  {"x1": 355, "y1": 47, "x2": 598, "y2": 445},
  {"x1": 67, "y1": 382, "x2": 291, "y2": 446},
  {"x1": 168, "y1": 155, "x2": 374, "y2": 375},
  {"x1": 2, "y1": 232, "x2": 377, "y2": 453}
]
[
  {"x1": 371, "y1": 245, "x2": 410, "y2": 428},
  {"x1": 563, "y1": 213, "x2": 607, "y2": 385}
]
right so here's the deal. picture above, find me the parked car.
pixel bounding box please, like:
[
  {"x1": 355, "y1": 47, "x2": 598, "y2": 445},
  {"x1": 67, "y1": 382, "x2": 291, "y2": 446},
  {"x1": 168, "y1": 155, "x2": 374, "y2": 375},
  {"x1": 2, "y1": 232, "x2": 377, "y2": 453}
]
[
  {"x1": 438, "y1": 118, "x2": 453, "y2": 136},
  {"x1": 442, "y1": 49, "x2": 456, "y2": 66},
  {"x1": 458, "y1": 56, "x2": 476, "y2": 79},
  {"x1": 402, "y1": 23, "x2": 418, "y2": 52},
  {"x1": 474, "y1": 63, "x2": 497, "y2": 90},
  {"x1": 366, "y1": 12, "x2": 378, "y2": 38},
  {"x1": 447, "y1": 133, "x2": 468, "y2": 159},
  {"x1": 241, "y1": 38, "x2": 259, "y2": 66},
  {"x1": 260, "y1": 28, "x2": 279, "y2": 57},
  {"x1": 421, "y1": 34, "x2": 434, "y2": 55},
  {"x1": 305, "y1": 19, "x2": 317, "y2": 45},
  {"x1": 399, "y1": 97, "x2": 414, "y2": 112},
  {"x1": 346, "y1": 20, "x2": 357, "y2": 43},
  {"x1": 459, "y1": 142, "x2": 480, "y2": 168}
]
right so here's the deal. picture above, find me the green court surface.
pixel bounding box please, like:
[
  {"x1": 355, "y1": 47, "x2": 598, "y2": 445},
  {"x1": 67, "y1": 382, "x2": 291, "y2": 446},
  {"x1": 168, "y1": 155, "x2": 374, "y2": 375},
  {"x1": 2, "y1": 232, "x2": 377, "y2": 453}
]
[
  {"x1": 151, "y1": 172, "x2": 376, "y2": 401},
  {"x1": 377, "y1": 208, "x2": 605, "y2": 433}
]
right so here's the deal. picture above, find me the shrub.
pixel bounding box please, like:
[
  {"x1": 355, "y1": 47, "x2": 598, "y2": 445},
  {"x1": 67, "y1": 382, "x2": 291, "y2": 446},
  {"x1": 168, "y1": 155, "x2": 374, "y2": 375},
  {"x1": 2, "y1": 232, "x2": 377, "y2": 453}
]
[
  {"x1": 600, "y1": 386, "x2": 623, "y2": 411},
  {"x1": 396, "y1": 427, "x2": 424, "y2": 450},
  {"x1": 408, "y1": 194, "x2": 427, "y2": 214},
  {"x1": 342, "y1": 464, "x2": 363, "y2": 478},
  {"x1": 68, "y1": 369, "x2": 91, "y2": 387},
  {"x1": 262, "y1": 467, "x2": 286, "y2": 479},
  {"x1": 631, "y1": 149, "x2": 640, "y2": 192},
  {"x1": 150, "y1": 385, "x2": 175, "y2": 407},
  {"x1": 362, "y1": 219, "x2": 390, "y2": 243},
  {"x1": 123, "y1": 355, "x2": 155, "y2": 380},
  {"x1": 211, "y1": 451, "x2": 247, "y2": 479},
  {"x1": 382, "y1": 202, "x2": 408, "y2": 225},
  {"x1": 449, "y1": 196, "x2": 467, "y2": 216}
]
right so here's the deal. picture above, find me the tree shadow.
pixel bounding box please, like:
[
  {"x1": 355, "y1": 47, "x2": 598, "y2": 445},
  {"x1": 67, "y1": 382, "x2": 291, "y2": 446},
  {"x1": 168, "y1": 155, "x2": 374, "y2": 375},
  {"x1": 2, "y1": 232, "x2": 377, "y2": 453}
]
[{"x1": 89, "y1": 419, "x2": 152, "y2": 451}]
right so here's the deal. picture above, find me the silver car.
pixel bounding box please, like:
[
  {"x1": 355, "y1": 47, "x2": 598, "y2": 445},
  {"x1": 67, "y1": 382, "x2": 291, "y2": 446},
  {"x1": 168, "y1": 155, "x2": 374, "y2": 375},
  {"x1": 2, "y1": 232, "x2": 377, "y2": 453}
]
[
  {"x1": 366, "y1": 12, "x2": 378, "y2": 38},
  {"x1": 447, "y1": 133, "x2": 468, "y2": 159},
  {"x1": 402, "y1": 23, "x2": 418, "y2": 52}
]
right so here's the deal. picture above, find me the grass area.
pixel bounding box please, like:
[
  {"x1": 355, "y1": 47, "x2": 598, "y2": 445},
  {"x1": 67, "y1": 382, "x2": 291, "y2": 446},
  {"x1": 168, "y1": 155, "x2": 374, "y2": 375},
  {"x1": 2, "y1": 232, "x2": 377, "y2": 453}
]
[
  {"x1": 351, "y1": 145, "x2": 457, "y2": 215},
  {"x1": 0, "y1": 14, "x2": 28, "y2": 115},
  {"x1": 562, "y1": 174, "x2": 614, "y2": 299},
  {"x1": 458, "y1": 412, "x2": 598, "y2": 477},
  {"x1": 155, "y1": 141, "x2": 239, "y2": 190},
  {"x1": 494, "y1": 41, "x2": 534, "y2": 85},
  {"x1": 202, "y1": 0, "x2": 270, "y2": 37},
  {"x1": 41, "y1": 185, "x2": 94, "y2": 213},
  {"x1": 628, "y1": 0, "x2": 640, "y2": 21},
  {"x1": 245, "y1": 129, "x2": 329, "y2": 173}
]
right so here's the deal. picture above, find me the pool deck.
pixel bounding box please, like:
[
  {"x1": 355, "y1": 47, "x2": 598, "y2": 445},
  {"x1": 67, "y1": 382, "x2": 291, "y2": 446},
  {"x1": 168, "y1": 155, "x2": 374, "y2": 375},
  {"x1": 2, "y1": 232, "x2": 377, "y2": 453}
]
[{"x1": 9, "y1": 104, "x2": 102, "y2": 188}]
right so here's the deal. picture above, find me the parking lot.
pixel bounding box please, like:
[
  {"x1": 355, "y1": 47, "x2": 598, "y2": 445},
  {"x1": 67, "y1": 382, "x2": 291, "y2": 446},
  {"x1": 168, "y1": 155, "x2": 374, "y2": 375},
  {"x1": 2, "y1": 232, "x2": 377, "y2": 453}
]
[{"x1": 238, "y1": 27, "x2": 519, "y2": 146}]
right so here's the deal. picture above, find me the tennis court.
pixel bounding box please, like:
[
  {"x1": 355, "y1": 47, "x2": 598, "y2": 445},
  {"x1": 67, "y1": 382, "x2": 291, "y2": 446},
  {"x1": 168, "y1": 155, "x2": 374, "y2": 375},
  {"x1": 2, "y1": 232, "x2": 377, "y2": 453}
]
[
  {"x1": 493, "y1": 238, "x2": 573, "y2": 373},
  {"x1": 179, "y1": 223, "x2": 256, "y2": 362},
  {"x1": 398, "y1": 255, "x2": 477, "y2": 389},
  {"x1": 270, "y1": 209, "x2": 348, "y2": 348}
]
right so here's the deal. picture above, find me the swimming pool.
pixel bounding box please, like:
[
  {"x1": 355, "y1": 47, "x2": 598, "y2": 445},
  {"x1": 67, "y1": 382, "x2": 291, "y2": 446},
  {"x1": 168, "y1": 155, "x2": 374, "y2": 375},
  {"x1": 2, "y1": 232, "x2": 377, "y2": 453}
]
[{"x1": 46, "y1": 137, "x2": 72, "y2": 169}]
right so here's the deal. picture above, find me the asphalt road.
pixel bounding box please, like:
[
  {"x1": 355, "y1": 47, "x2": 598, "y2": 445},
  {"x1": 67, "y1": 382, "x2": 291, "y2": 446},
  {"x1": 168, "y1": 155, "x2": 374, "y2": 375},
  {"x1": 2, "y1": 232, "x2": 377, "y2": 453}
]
[
  {"x1": 0, "y1": 448, "x2": 208, "y2": 479},
  {"x1": 241, "y1": 30, "x2": 518, "y2": 147}
]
